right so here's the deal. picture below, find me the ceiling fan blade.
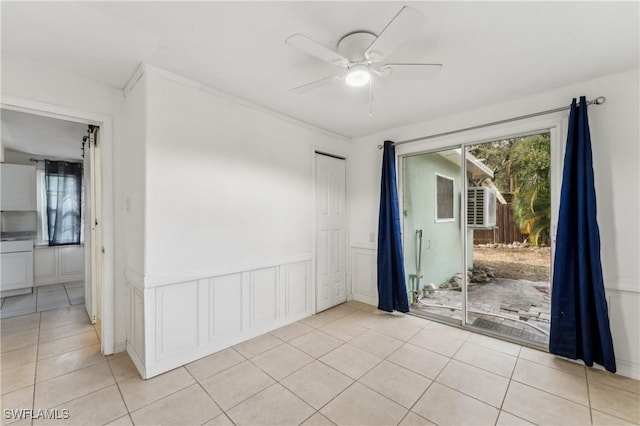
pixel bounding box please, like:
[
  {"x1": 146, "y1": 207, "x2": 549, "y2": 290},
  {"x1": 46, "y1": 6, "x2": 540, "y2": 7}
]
[
  {"x1": 365, "y1": 6, "x2": 427, "y2": 62},
  {"x1": 286, "y1": 34, "x2": 349, "y2": 67},
  {"x1": 380, "y1": 63, "x2": 443, "y2": 80},
  {"x1": 290, "y1": 75, "x2": 342, "y2": 94}
]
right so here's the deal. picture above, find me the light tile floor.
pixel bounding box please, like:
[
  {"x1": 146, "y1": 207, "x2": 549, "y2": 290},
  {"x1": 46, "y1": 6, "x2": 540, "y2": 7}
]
[
  {"x1": 1, "y1": 301, "x2": 639, "y2": 425},
  {"x1": 0, "y1": 282, "x2": 84, "y2": 319}
]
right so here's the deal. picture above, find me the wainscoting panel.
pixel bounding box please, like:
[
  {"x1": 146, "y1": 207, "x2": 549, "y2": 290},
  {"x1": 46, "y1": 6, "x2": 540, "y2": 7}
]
[
  {"x1": 210, "y1": 273, "x2": 243, "y2": 340},
  {"x1": 155, "y1": 281, "x2": 199, "y2": 360},
  {"x1": 34, "y1": 247, "x2": 57, "y2": 284},
  {"x1": 351, "y1": 247, "x2": 377, "y2": 306},
  {"x1": 137, "y1": 258, "x2": 313, "y2": 378},
  {"x1": 59, "y1": 246, "x2": 85, "y2": 279},
  {"x1": 35, "y1": 246, "x2": 84, "y2": 286},
  {"x1": 132, "y1": 286, "x2": 145, "y2": 361},
  {"x1": 283, "y1": 261, "x2": 311, "y2": 319},
  {"x1": 250, "y1": 267, "x2": 279, "y2": 328},
  {"x1": 606, "y1": 287, "x2": 640, "y2": 379}
]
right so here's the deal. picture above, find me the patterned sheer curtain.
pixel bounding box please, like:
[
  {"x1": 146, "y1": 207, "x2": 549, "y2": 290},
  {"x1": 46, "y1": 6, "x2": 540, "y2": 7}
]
[{"x1": 45, "y1": 160, "x2": 83, "y2": 246}]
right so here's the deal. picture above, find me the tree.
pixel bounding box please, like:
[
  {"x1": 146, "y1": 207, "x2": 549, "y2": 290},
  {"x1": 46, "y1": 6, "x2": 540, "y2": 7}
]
[{"x1": 469, "y1": 134, "x2": 551, "y2": 246}]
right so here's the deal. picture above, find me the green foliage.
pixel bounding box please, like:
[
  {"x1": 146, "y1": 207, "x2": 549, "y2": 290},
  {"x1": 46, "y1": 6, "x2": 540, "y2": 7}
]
[{"x1": 469, "y1": 134, "x2": 551, "y2": 246}]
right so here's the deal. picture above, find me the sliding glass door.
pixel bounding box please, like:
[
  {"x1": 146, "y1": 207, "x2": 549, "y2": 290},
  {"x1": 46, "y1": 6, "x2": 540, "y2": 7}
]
[
  {"x1": 463, "y1": 135, "x2": 551, "y2": 346},
  {"x1": 402, "y1": 133, "x2": 552, "y2": 347}
]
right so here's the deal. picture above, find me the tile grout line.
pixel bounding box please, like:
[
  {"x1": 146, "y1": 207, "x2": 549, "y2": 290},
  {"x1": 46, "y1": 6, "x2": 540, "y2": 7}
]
[
  {"x1": 42, "y1": 320, "x2": 100, "y2": 343},
  {"x1": 36, "y1": 334, "x2": 99, "y2": 361},
  {"x1": 30, "y1": 311, "x2": 42, "y2": 422},
  {"x1": 383, "y1": 317, "x2": 445, "y2": 425},
  {"x1": 397, "y1": 380, "x2": 437, "y2": 426},
  {"x1": 37, "y1": 380, "x2": 119, "y2": 422},
  {"x1": 422, "y1": 323, "x2": 598, "y2": 414},
  {"x1": 110, "y1": 359, "x2": 137, "y2": 419},
  {"x1": 183, "y1": 364, "x2": 228, "y2": 425},
  {"x1": 504, "y1": 347, "x2": 594, "y2": 421},
  {"x1": 494, "y1": 341, "x2": 524, "y2": 425},
  {"x1": 200, "y1": 360, "x2": 277, "y2": 416},
  {"x1": 585, "y1": 365, "x2": 594, "y2": 425},
  {"x1": 449, "y1": 350, "x2": 518, "y2": 380},
  {"x1": 221, "y1": 309, "x2": 372, "y2": 425},
  {"x1": 183, "y1": 346, "x2": 249, "y2": 384},
  {"x1": 303, "y1": 318, "x2": 423, "y2": 424},
  {"x1": 507, "y1": 376, "x2": 592, "y2": 408},
  {"x1": 34, "y1": 287, "x2": 39, "y2": 316},
  {"x1": 400, "y1": 329, "x2": 509, "y2": 425},
  {"x1": 214, "y1": 306, "x2": 384, "y2": 424},
  {"x1": 34, "y1": 346, "x2": 106, "y2": 385},
  {"x1": 62, "y1": 283, "x2": 73, "y2": 307},
  {"x1": 583, "y1": 370, "x2": 639, "y2": 425},
  {"x1": 425, "y1": 331, "x2": 477, "y2": 414},
  {"x1": 516, "y1": 351, "x2": 588, "y2": 379},
  {"x1": 116, "y1": 367, "x2": 196, "y2": 418}
]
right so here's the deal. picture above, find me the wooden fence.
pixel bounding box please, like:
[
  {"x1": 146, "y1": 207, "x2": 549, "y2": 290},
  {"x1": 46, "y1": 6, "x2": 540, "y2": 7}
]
[{"x1": 473, "y1": 203, "x2": 526, "y2": 244}]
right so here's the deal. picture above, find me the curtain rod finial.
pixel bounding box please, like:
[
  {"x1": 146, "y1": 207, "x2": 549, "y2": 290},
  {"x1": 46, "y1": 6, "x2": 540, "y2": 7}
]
[{"x1": 594, "y1": 96, "x2": 606, "y2": 105}]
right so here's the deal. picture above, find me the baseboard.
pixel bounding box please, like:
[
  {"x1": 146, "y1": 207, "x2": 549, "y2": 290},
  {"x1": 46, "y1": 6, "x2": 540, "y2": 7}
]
[
  {"x1": 113, "y1": 341, "x2": 127, "y2": 354},
  {"x1": 126, "y1": 341, "x2": 147, "y2": 379},
  {"x1": 589, "y1": 358, "x2": 640, "y2": 381},
  {"x1": 352, "y1": 294, "x2": 377, "y2": 307}
]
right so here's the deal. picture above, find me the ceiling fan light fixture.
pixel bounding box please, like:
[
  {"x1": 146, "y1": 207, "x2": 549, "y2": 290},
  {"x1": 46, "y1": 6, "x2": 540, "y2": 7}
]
[{"x1": 345, "y1": 65, "x2": 371, "y2": 87}]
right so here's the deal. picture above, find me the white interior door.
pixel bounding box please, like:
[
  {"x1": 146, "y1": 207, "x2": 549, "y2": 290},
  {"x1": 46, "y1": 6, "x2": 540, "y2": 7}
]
[
  {"x1": 315, "y1": 153, "x2": 346, "y2": 312},
  {"x1": 84, "y1": 126, "x2": 101, "y2": 325}
]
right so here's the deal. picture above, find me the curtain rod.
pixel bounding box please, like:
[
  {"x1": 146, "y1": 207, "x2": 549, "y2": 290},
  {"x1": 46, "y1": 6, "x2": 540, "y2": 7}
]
[
  {"x1": 377, "y1": 96, "x2": 606, "y2": 149},
  {"x1": 30, "y1": 158, "x2": 81, "y2": 165}
]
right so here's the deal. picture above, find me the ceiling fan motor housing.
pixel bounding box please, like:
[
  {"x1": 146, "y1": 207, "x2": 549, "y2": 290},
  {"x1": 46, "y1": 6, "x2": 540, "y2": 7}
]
[{"x1": 337, "y1": 32, "x2": 377, "y2": 63}]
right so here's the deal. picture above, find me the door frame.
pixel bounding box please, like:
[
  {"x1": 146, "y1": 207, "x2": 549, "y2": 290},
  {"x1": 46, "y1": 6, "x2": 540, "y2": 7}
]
[
  {"x1": 311, "y1": 146, "x2": 349, "y2": 314},
  {"x1": 396, "y1": 113, "x2": 567, "y2": 341},
  {"x1": 1, "y1": 96, "x2": 115, "y2": 355}
]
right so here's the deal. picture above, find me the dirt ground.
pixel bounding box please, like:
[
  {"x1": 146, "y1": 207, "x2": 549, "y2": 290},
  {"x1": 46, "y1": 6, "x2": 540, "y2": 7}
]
[{"x1": 473, "y1": 246, "x2": 551, "y2": 282}]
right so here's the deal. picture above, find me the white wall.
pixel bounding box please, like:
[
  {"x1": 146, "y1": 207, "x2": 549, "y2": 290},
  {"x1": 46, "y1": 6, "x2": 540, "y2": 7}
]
[
  {"x1": 122, "y1": 74, "x2": 147, "y2": 282},
  {"x1": 124, "y1": 67, "x2": 350, "y2": 377},
  {"x1": 2, "y1": 54, "x2": 127, "y2": 352},
  {"x1": 349, "y1": 68, "x2": 640, "y2": 379},
  {"x1": 143, "y1": 72, "x2": 343, "y2": 279},
  {"x1": 141, "y1": 69, "x2": 350, "y2": 281}
]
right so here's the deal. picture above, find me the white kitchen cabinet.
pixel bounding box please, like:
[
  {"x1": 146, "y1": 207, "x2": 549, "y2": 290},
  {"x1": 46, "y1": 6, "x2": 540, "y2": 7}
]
[
  {"x1": 35, "y1": 246, "x2": 84, "y2": 286},
  {"x1": 0, "y1": 240, "x2": 34, "y2": 292},
  {"x1": 0, "y1": 163, "x2": 36, "y2": 211}
]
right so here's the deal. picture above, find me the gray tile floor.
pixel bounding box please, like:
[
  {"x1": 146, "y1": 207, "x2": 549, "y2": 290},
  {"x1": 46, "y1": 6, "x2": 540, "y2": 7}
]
[
  {"x1": 0, "y1": 282, "x2": 84, "y2": 319},
  {"x1": 1, "y1": 301, "x2": 638, "y2": 425}
]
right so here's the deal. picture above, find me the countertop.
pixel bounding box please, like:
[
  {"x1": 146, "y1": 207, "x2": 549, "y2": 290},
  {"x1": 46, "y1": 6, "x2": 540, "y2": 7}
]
[{"x1": 0, "y1": 231, "x2": 36, "y2": 242}]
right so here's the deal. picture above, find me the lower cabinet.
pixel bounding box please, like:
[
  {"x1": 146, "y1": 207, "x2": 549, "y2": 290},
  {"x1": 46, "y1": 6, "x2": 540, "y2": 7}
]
[
  {"x1": 0, "y1": 251, "x2": 34, "y2": 291},
  {"x1": 35, "y1": 246, "x2": 84, "y2": 286}
]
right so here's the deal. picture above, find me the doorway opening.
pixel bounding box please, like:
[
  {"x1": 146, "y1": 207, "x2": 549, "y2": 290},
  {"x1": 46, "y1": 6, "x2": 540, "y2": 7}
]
[
  {"x1": 403, "y1": 132, "x2": 552, "y2": 347},
  {"x1": 0, "y1": 106, "x2": 106, "y2": 349}
]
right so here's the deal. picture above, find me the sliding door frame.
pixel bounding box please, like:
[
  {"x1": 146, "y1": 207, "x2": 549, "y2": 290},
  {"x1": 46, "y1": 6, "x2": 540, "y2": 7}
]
[{"x1": 397, "y1": 113, "x2": 568, "y2": 345}]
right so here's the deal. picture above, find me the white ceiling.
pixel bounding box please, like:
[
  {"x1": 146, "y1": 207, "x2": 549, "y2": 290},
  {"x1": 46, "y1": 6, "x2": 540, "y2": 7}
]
[
  {"x1": 1, "y1": 109, "x2": 88, "y2": 160},
  {"x1": 2, "y1": 2, "x2": 638, "y2": 138}
]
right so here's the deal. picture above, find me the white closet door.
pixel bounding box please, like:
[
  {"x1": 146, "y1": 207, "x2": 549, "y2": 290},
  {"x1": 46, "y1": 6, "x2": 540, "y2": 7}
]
[{"x1": 315, "y1": 153, "x2": 347, "y2": 312}]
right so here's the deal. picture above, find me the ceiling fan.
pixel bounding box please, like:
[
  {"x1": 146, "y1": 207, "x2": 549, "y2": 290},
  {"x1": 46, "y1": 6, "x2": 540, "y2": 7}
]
[{"x1": 285, "y1": 6, "x2": 443, "y2": 95}]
